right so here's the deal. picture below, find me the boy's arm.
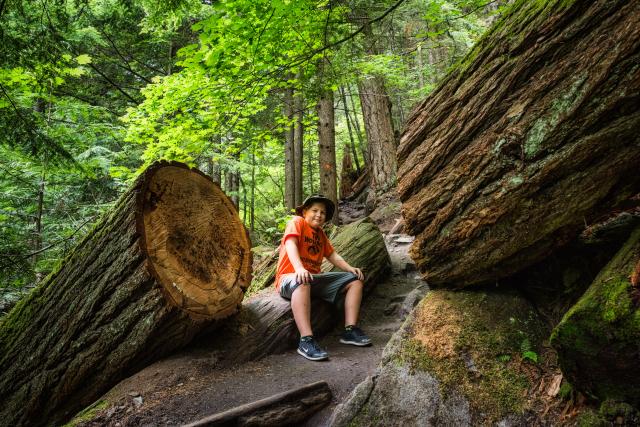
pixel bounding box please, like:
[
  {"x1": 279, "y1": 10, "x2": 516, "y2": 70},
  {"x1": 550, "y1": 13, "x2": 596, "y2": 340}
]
[
  {"x1": 284, "y1": 237, "x2": 312, "y2": 284},
  {"x1": 327, "y1": 251, "x2": 364, "y2": 281}
]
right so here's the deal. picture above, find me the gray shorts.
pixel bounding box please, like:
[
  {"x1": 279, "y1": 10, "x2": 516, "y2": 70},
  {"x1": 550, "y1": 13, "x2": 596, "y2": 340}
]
[{"x1": 279, "y1": 272, "x2": 359, "y2": 304}]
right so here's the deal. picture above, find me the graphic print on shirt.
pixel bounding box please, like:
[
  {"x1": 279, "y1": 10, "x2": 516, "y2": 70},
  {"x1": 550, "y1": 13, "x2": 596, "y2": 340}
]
[{"x1": 304, "y1": 230, "x2": 321, "y2": 255}]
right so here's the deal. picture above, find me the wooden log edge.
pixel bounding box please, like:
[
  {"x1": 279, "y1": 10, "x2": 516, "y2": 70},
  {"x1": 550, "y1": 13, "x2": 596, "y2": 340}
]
[
  {"x1": 134, "y1": 160, "x2": 253, "y2": 321},
  {"x1": 182, "y1": 381, "x2": 332, "y2": 427}
]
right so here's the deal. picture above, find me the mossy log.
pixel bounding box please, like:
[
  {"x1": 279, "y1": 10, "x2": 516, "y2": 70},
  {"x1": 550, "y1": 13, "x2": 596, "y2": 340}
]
[
  {"x1": 0, "y1": 161, "x2": 252, "y2": 427},
  {"x1": 550, "y1": 226, "x2": 640, "y2": 404},
  {"x1": 219, "y1": 217, "x2": 390, "y2": 363},
  {"x1": 397, "y1": 0, "x2": 640, "y2": 287}
]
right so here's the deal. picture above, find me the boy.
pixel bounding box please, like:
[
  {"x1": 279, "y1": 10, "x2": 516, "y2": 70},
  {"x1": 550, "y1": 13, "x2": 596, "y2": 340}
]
[{"x1": 275, "y1": 194, "x2": 371, "y2": 361}]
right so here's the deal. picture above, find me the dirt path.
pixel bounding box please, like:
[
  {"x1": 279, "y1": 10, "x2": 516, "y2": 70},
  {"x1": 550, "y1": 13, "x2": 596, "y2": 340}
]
[{"x1": 79, "y1": 209, "x2": 424, "y2": 426}]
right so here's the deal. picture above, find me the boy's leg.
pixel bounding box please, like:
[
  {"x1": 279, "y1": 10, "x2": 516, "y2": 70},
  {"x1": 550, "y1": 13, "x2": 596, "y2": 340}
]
[
  {"x1": 343, "y1": 279, "x2": 364, "y2": 327},
  {"x1": 291, "y1": 283, "x2": 313, "y2": 337}
]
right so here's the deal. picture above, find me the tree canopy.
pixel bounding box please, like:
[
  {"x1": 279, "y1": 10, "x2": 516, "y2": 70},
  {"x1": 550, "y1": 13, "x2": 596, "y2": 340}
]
[{"x1": 0, "y1": 0, "x2": 500, "y2": 289}]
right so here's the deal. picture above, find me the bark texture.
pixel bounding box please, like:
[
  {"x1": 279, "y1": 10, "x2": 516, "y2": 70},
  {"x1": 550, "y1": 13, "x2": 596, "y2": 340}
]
[
  {"x1": 317, "y1": 88, "x2": 339, "y2": 224},
  {"x1": 0, "y1": 161, "x2": 252, "y2": 427},
  {"x1": 358, "y1": 75, "x2": 397, "y2": 194},
  {"x1": 397, "y1": 0, "x2": 640, "y2": 287},
  {"x1": 284, "y1": 85, "x2": 296, "y2": 210},
  {"x1": 219, "y1": 217, "x2": 390, "y2": 363}
]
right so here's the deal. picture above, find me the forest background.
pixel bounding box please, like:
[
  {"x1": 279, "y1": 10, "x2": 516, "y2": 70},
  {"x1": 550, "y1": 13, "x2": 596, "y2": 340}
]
[{"x1": 0, "y1": 0, "x2": 502, "y2": 291}]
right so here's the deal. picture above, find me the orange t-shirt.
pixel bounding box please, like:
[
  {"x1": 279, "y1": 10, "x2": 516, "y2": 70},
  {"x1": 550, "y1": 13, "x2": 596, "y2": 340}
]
[{"x1": 274, "y1": 216, "x2": 334, "y2": 290}]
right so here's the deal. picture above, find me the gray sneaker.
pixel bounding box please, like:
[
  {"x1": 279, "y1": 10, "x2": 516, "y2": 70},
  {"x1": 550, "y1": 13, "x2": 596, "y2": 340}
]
[
  {"x1": 340, "y1": 326, "x2": 372, "y2": 346},
  {"x1": 297, "y1": 337, "x2": 329, "y2": 361}
]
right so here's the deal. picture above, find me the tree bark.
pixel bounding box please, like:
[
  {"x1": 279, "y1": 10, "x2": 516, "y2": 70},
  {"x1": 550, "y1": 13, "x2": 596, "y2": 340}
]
[
  {"x1": 317, "y1": 88, "x2": 339, "y2": 224},
  {"x1": 357, "y1": 75, "x2": 397, "y2": 196},
  {"x1": 355, "y1": 14, "x2": 397, "y2": 197},
  {"x1": 220, "y1": 217, "x2": 390, "y2": 362},
  {"x1": 397, "y1": 0, "x2": 640, "y2": 287},
  {"x1": 294, "y1": 74, "x2": 305, "y2": 207},
  {"x1": 284, "y1": 85, "x2": 296, "y2": 211},
  {"x1": 0, "y1": 161, "x2": 252, "y2": 427},
  {"x1": 340, "y1": 85, "x2": 361, "y2": 174}
]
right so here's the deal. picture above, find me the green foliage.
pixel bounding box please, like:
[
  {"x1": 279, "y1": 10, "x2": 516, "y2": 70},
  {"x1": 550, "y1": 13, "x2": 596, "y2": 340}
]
[{"x1": 1, "y1": 0, "x2": 501, "y2": 290}]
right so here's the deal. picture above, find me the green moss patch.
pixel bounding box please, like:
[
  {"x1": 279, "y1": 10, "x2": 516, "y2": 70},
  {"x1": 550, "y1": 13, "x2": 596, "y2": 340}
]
[
  {"x1": 551, "y1": 227, "x2": 640, "y2": 404},
  {"x1": 397, "y1": 289, "x2": 546, "y2": 423}
]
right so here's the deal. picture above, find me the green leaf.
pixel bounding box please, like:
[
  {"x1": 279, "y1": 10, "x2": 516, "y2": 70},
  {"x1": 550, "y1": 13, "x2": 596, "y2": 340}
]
[{"x1": 75, "y1": 54, "x2": 92, "y2": 65}]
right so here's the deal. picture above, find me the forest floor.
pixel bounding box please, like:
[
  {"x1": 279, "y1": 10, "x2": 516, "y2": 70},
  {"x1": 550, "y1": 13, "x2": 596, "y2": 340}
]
[{"x1": 75, "y1": 195, "x2": 426, "y2": 427}]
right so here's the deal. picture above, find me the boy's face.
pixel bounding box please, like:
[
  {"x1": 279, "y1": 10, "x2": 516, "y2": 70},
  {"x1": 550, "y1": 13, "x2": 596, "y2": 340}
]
[{"x1": 302, "y1": 202, "x2": 327, "y2": 229}]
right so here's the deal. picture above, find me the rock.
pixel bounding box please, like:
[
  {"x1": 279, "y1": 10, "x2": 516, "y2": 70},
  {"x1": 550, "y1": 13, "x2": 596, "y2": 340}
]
[
  {"x1": 550, "y1": 226, "x2": 640, "y2": 404},
  {"x1": 331, "y1": 288, "x2": 549, "y2": 425},
  {"x1": 132, "y1": 396, "x2": 143, "y2": 407}
]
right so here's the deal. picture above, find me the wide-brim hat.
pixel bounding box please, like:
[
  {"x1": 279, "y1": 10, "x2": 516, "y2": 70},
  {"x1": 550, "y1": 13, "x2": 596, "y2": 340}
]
[{"x1": 295, "y1": 194, "x2": 335, "y2": 221}]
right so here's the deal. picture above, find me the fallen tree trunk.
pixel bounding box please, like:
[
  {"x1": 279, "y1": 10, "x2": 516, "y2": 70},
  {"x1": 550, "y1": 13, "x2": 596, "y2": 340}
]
[
  {"x1": 219, "y1": 217, "x2": 390, "y2": 363},
  {"x1": 0, "y1": 161, "x2": 252, "y2": 427},
  {"x1": 550, "y1": 225, "x2": 640, "y2": 405},
  {"x1": 183, "y1": 381, "x2": 332, "y2": 427},
  {"x1": 397, "y1": 0, "x2": 640, "y2": 287}
]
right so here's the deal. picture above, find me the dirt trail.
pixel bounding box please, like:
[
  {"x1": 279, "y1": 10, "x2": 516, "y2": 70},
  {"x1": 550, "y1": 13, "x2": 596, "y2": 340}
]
[{"x1": 79, "y1": 205, "x2": 425, "y2": 427}]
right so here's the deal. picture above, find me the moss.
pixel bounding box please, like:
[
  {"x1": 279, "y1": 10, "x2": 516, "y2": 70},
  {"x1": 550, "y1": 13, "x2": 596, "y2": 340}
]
[
  {"x1": 63, "y1": 400, "x2": 108, "y2": 426},
  {"x1": 453, "y1": 0, "x2": 578, "y2": 79},
  {"x1": 575, "y1": 409, "x2": 608, "y2": 427},
  {"x1": 558, "y1": 382, "x2": 573, "y2": 400},
  {"x1": 524, "y1": 73, "x2": 588, "y2": 158},
  {"x1": 396, "y1": 290, "x2": 544, "y2": 423},
  {"x1": 550, "y1": 227, "x2": 640, "y2": 403}
]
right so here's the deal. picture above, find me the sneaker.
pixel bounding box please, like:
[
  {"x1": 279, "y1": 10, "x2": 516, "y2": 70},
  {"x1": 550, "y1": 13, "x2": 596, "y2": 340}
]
[
  {"x1": 340, "y1": 326, "x2": 372, "y2": 346},
  {"x1": 297, "y1": 337, "x2": 329, "y2": 361}
]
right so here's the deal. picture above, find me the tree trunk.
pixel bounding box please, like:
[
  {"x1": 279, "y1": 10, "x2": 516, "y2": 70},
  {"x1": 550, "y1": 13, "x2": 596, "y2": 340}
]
[
  {"x1": 357, "y1": 75, "x2": 397, "y2": 196},
  {"x1": 294, "y1": 73, "x2": 305, "y2": 207},
  {"x1": 220, "y1": 217, "x2": 390, "y2": 362},
  {"x1": 0, "y1": 161, "x2": 252, "y2": 427},
  {"x1": 317, "y1": 88, "x2": 339, "y2": 225},
  {"x1": 355, "y1": 14, "x2": 397, "y2": 197},
  {"x1": 340, "y1": 85, "x2": 361, "y2": 174},
  {"x1": 551, "y1": 225, "x2": 640, "y2": 405},
  {"x1": 284, "y1": 85, "x2": 296, "y2": 211},
  {"x1": 397, "y1": 0, "x2": 640, "y2": 287},
  {"x1": 340, "y1": 151, "x2": 356, "y2": 200}
]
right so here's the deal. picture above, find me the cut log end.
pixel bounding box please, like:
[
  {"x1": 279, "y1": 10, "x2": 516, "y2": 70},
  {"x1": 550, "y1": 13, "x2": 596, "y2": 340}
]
[{"x1": 139, "y1": 164, "x2": 252, "y2": 320}]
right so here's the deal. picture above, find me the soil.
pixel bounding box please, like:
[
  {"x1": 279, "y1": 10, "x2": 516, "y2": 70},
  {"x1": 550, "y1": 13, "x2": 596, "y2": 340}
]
[{"x1": 75, "y1": 199, "x2": 424, "y2": 427}]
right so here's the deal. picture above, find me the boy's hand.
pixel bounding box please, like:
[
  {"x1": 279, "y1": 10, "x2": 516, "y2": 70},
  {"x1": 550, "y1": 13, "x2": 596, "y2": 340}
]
[
  {"x1": 348, "y1": 267, "x2": 364, "y2": 281},
  {"x1": 295, "y1": 267, "x2": 312, "y2": 285}
]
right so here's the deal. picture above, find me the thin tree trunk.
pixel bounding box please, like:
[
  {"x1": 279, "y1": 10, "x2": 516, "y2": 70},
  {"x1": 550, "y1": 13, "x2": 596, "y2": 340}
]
[
  {"x1": 348, "y1": 85, "x2": 368, "y2": 164},
  {"x1": 317, "y1": 88, "x2": 339, "y2": 225},
  {"x1": 416, "y1": 43, "x2": 425, "y2": 90},
  {"x1": 250, "y1": 148, "x2": 255, "y2": 232},
  {"x1": 284, "y1": 84, "x2": 296, "y2": 210},
  {"x1": 293, "y1": 75, "x2": 305, "y2": 207},
  {"x1": 355, "y1": 12, "x2": 398, "y2": 196},
  {"x1": 340, "y1": 86, "x2": 361, "y2": 174},
  {"x1": 32, "y1": 170, "x2": 45, "y2": 275}
]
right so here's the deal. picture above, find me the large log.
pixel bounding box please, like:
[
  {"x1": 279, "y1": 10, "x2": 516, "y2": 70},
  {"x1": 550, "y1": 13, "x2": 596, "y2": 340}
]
[
  {"x1": 0, "y1": 161, "x2": 252, "y2": 427},
  {"x1": 550, "y1": 225, "x2": 640, "y2": 404},
  {"x1": 397, "y1": 0, "x2": 640, "y2": 287},
  {"x1": 219, "y1": 217, "x2": 390, "y2": 363}
]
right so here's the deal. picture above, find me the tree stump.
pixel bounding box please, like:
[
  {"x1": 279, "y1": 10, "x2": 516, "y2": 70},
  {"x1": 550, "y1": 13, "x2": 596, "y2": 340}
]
[
  {"x1": 397, "y1": 0, "x2": 640, "y2": 287},
  {"x1": 0, "y1": 161, "x2": 252, "y2": 427}
]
